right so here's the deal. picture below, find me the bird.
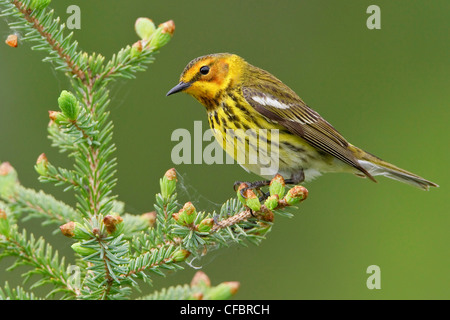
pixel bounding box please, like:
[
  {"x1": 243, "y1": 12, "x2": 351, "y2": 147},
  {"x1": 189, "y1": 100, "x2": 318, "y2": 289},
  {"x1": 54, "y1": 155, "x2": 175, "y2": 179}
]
[{"x1": 166, "y1": 53, "x2": 438, "y2": 191}]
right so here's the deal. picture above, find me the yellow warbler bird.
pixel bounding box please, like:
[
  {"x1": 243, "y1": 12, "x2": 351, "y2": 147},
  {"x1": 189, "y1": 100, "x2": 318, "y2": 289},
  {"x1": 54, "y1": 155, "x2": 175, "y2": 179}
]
[{"x1": 167, "y1": 53, "x2": 438, "y2": 191}]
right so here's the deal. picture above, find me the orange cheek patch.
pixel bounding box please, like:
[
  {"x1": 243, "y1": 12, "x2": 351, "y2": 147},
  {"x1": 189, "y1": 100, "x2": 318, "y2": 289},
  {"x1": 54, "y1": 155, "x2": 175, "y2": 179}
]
[{"x1": 210, "y1": 61, "x2": 229, "y2": 86}]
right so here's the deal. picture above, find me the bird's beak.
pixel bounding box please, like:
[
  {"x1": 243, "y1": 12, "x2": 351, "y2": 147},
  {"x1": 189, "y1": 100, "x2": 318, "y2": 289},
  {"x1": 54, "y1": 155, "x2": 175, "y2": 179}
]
[{"x1": 166, "y1": 81, "x2": 191, "y2": 96}]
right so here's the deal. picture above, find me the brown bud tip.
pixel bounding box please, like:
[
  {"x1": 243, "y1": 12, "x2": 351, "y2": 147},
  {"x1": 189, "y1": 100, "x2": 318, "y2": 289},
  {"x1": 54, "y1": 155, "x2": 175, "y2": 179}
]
[
  {"x1": 5, "y1": 34, "x2": 18, "y2": 48},
  {"x1": 60, "y1": 221, "x2": 75, "y2": 237},
  {"x1": 132, "y1": 40, "x2": 143, "y2": 52},
  {"x1": 103, "y1": 215, "x2": 123, "y2": 225},
  {"x1": 48, "y1": 110, "x2": 65, "y2": 125},
  {"x1": 237, "y1": 183, "x2": 249, "y2": 191},
  {"x1": 197, "y1": 218, "x2": 214, "y2": 232},
  {"x1": 270, "y1": 174, "x2": 285, "y2": 186},
  {"x1": 172, "y1": 249, "x2": 191, "y2": 262},
  {"x1": 191, "y1": 292, "x2": 203, "y2": 300},
  {"x1": 36, "y1": 153, "x2": 48, "y2": 165},
  {"x1": 0, "y1": 209, "x2": 6, "y2": 220},
  {"x1": 261, "y1": 208, "x2": 274, "y2": 222},
  {"x1": 243, "y1": 188, "x2": 257, "y2": 199},
  {"x1": 290, "y1": 186, "x2": 308, "y2": 200},
  {"x1": 141, "y1": 211, "x2": 157, "y2": 227},
  {"x1": 172, "y1": 212, "x2": 180, "y2": 221},
  {"x1": 182, "y1": 202, "x2": 196, "y2": 215},
  {"x1": 224, "y1": 281, "x2": 240, "y2": 295},
  {"x1": 0, "y1": 162, "x2": 13, "y2": 176},
  {"x1": 103, "y1": 215, "x2": 123, "y2": 234},
  {"x1": 48, "y1": 110, "x2": 58, "y2": 121},
  {"x1": 159, "y1": 20, "x2": 175, "y2": 35},
  {"x1": 190, "y1": 271, "x2": 211, "y2": 288},
  {"x1": 164, "y1": 168, "x2": 177, "y2": 181}
]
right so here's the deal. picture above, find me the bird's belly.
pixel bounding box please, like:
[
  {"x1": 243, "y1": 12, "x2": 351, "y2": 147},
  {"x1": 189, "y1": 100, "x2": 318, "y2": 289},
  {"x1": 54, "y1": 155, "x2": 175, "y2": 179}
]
[{"x1": 210, "y1": 121, "x2": 350, "y2": 181}]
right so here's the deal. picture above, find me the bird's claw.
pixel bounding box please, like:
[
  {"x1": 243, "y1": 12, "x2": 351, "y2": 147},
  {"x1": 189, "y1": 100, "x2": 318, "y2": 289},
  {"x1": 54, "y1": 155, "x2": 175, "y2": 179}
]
[{"x1": 234, "y1": 180, "x2": 271, "y2": 199}]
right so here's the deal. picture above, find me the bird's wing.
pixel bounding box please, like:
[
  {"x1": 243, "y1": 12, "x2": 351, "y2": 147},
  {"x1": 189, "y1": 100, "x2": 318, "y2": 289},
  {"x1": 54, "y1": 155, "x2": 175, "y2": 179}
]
[{"x1": 242, "y1": 86, "x2": 375, "y2": 181}]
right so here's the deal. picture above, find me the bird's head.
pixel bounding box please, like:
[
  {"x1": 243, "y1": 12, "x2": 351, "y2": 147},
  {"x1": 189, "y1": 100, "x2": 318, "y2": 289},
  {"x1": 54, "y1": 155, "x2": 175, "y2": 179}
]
[{"x1": 166, "y1": 53, "x2": 244, "y2": 107}]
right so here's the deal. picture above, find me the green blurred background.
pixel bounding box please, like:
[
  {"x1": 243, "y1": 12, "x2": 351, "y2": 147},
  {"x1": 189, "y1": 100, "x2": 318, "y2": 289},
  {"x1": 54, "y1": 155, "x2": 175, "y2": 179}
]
[{"x1": 0, "y1": 0, "x2": 448, "y2": 299}]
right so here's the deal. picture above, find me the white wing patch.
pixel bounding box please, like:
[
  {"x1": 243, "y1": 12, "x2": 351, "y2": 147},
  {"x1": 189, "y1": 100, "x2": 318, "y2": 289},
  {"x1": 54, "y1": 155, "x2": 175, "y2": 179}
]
[
  {"x1": 251, "y1": 94, "x2": 319, "y2": 125},
  {"x1": 252, "y1": 94, "x2": 291, "y2": 110}
]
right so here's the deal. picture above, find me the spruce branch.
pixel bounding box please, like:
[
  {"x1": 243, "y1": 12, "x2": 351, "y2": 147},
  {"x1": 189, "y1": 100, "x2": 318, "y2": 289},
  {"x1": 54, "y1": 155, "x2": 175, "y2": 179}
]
[
  {"x1": 147, "y1": 169, "x2": 308, "y2": 263},
  {"x1": 0, "y1": 163, "x2": 78, "y2": 225},
  {"x1": 72, "y1": 226, "x2": 130, "y2": 300},
  {"x1": 210, "y1": 187, "x2": 307, "y2": 233},
  {"x1": 47, "y1": 120, "x2": 78, "y2": 155},
  {"x1": 0, "y1": 282, "x2": 40, "y2": 300},
  {"x1": 120, "y1": 245, "x2": 185, "y2": 282},
  {"x1": 15, "y1": 185, "x2": 78, "y2": 225},
  {"x1": 140, "y1": 271, "x2": 239, "y2": 300},
  {"x1": 1, "y1": 0, "x2": 86, "y2": 79},
  {"x1": 35, "y1": 153, "x2": 83, "y2": 192},
  {"x1": 99, "y1": 19, "x2": 175, "y2": 83},
  {"x1": 0, "y1": 214, "x2": 75, "y2": 299},
  {"x1": 0, "y1": 2, "x2": 310, "y2": 300}
]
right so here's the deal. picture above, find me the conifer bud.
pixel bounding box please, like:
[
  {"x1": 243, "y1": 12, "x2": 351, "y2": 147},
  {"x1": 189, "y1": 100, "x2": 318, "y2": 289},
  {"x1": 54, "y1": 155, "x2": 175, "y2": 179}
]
[
  {"x1": 103, "y1": 215, "x2": 124, "y2": 234},
  {"x1": 60, "y1": 221, "x2": 75, "y2": 237},
  {"x1": 160, "y1": 168, "x2": 177, "y2": 199},
  {"x1": 264, "y1": 194, "x2": 279, "y2": 211},
  {"x1": 260, "y1": 208, "x2": 274, "y2": 222},
  {"x1": 48, "y1": 110, "x2": 67, "y2": 125},
  {"x1": 34, "y1": 153, "x2": 49, "y2": 176},
  {"x1": 206, "y1": 282, "x2": 240, "y2": 300},
  {"x1": 60, "y1": 221, "x2": 91, "y2": 240},
  {"x1": 130, "y1": 40, "x2": 143, "y2": 58},
  {"x1": 172, "y1": 249, "x2": 190, "y2": 262},
  {"x1": 177, "y1": 202, "x2": 197, "y2": 226},
  {"x1": 0, "y1": 162, "x2": 14, "y2": 176},
  {"x1": 0, "y1": 209, "x2": 9, "y2": 237},
  {"x1": 269, "y1": 174, "x2": 286, "y2": 198},
  {"x1": 284, "y1": 186, "x2": 308, "y2": 205},
  {"x1": 71, "y1": 243, "x2": 96, "y2": 256},
  {"x1": 92, "y1": 227, "x2": 101, "y2": 237},
  {"x1": 236, "y1": 183, "x2": 248, "y2": 205},
  {"x1": 191, "y1": 292, "x2": 204, "y2": 300},
  {"x1": 5, "y1": 34, "x2": 18, "y2": 48},
  {"x1": 57, "y1": 90, "x2": 80, "y2": 121},
  {"x1": 135, "y1": 18, "x2": 156, "y2": 40},
  {"x1": 0, "y1": 162, "x2": 18, "y2": 199},
  {"x1": 244, "y1": 189, "x2": 261, "y2": 212},
  {"x1": 160, "y1": 20, "x2": 175, "y2": 35},
  {"x1": 191, "y1": 271, "x2": 211, "y2": 288},
  {"x1": 149, "y1": 20, "x2": 175, "y2": 49},
  {"x1": 197, "y1": 218, "x2": 214, "y2": 233},
  {"x1": 141, "y1": 211, "x2": 157, "y2": 228}
]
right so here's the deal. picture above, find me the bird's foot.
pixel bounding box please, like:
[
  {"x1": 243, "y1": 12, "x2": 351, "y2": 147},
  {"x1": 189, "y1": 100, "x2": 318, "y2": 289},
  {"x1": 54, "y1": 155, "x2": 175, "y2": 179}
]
[
  {"x1": 233, "y1": 170, "x2": 305, "y2": 200},
  {"x1": 234, "y1": 180, "x2": 271, "y2": 200}
]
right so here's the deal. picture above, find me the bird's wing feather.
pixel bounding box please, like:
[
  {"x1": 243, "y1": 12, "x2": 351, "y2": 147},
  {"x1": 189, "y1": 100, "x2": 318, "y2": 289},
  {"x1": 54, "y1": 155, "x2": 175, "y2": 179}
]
[{"x1": 242, "y1": 86, "x2": 375, "y2": 180}]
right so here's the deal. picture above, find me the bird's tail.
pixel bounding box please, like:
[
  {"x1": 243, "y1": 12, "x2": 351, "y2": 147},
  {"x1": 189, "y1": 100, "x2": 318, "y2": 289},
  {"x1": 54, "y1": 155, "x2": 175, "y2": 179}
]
[{"x1": 350, "y1": 146, "x2": 439, "y2": 191}]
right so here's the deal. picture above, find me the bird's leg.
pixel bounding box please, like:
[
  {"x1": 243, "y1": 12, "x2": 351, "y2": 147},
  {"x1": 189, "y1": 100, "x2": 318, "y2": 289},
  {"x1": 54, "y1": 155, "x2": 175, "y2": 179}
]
[
  {"x1": 241, "y1": 180, "x2": 271, "y2": 199},
  {"x1": 234, "y1": 170, "x2": 305, "y2": 200},
  {"x1": 233, "y1": 181, "x2": 244, "y2": 191},
  {"x1": 259, "y1": 191, "x2": 271, "y2": 202},
  {"x1": 284, "y1": 170, "x2": 305, "y2": 185},
  {"x1": 234, "y1": 180, "x2": 271, "y2": 199}
]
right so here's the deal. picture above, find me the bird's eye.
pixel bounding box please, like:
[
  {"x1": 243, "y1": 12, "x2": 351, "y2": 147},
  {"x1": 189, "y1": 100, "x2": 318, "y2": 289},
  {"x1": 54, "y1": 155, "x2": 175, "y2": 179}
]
[{"x1": 200, "y1": 66, "x2": 210, "y2": 75}]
